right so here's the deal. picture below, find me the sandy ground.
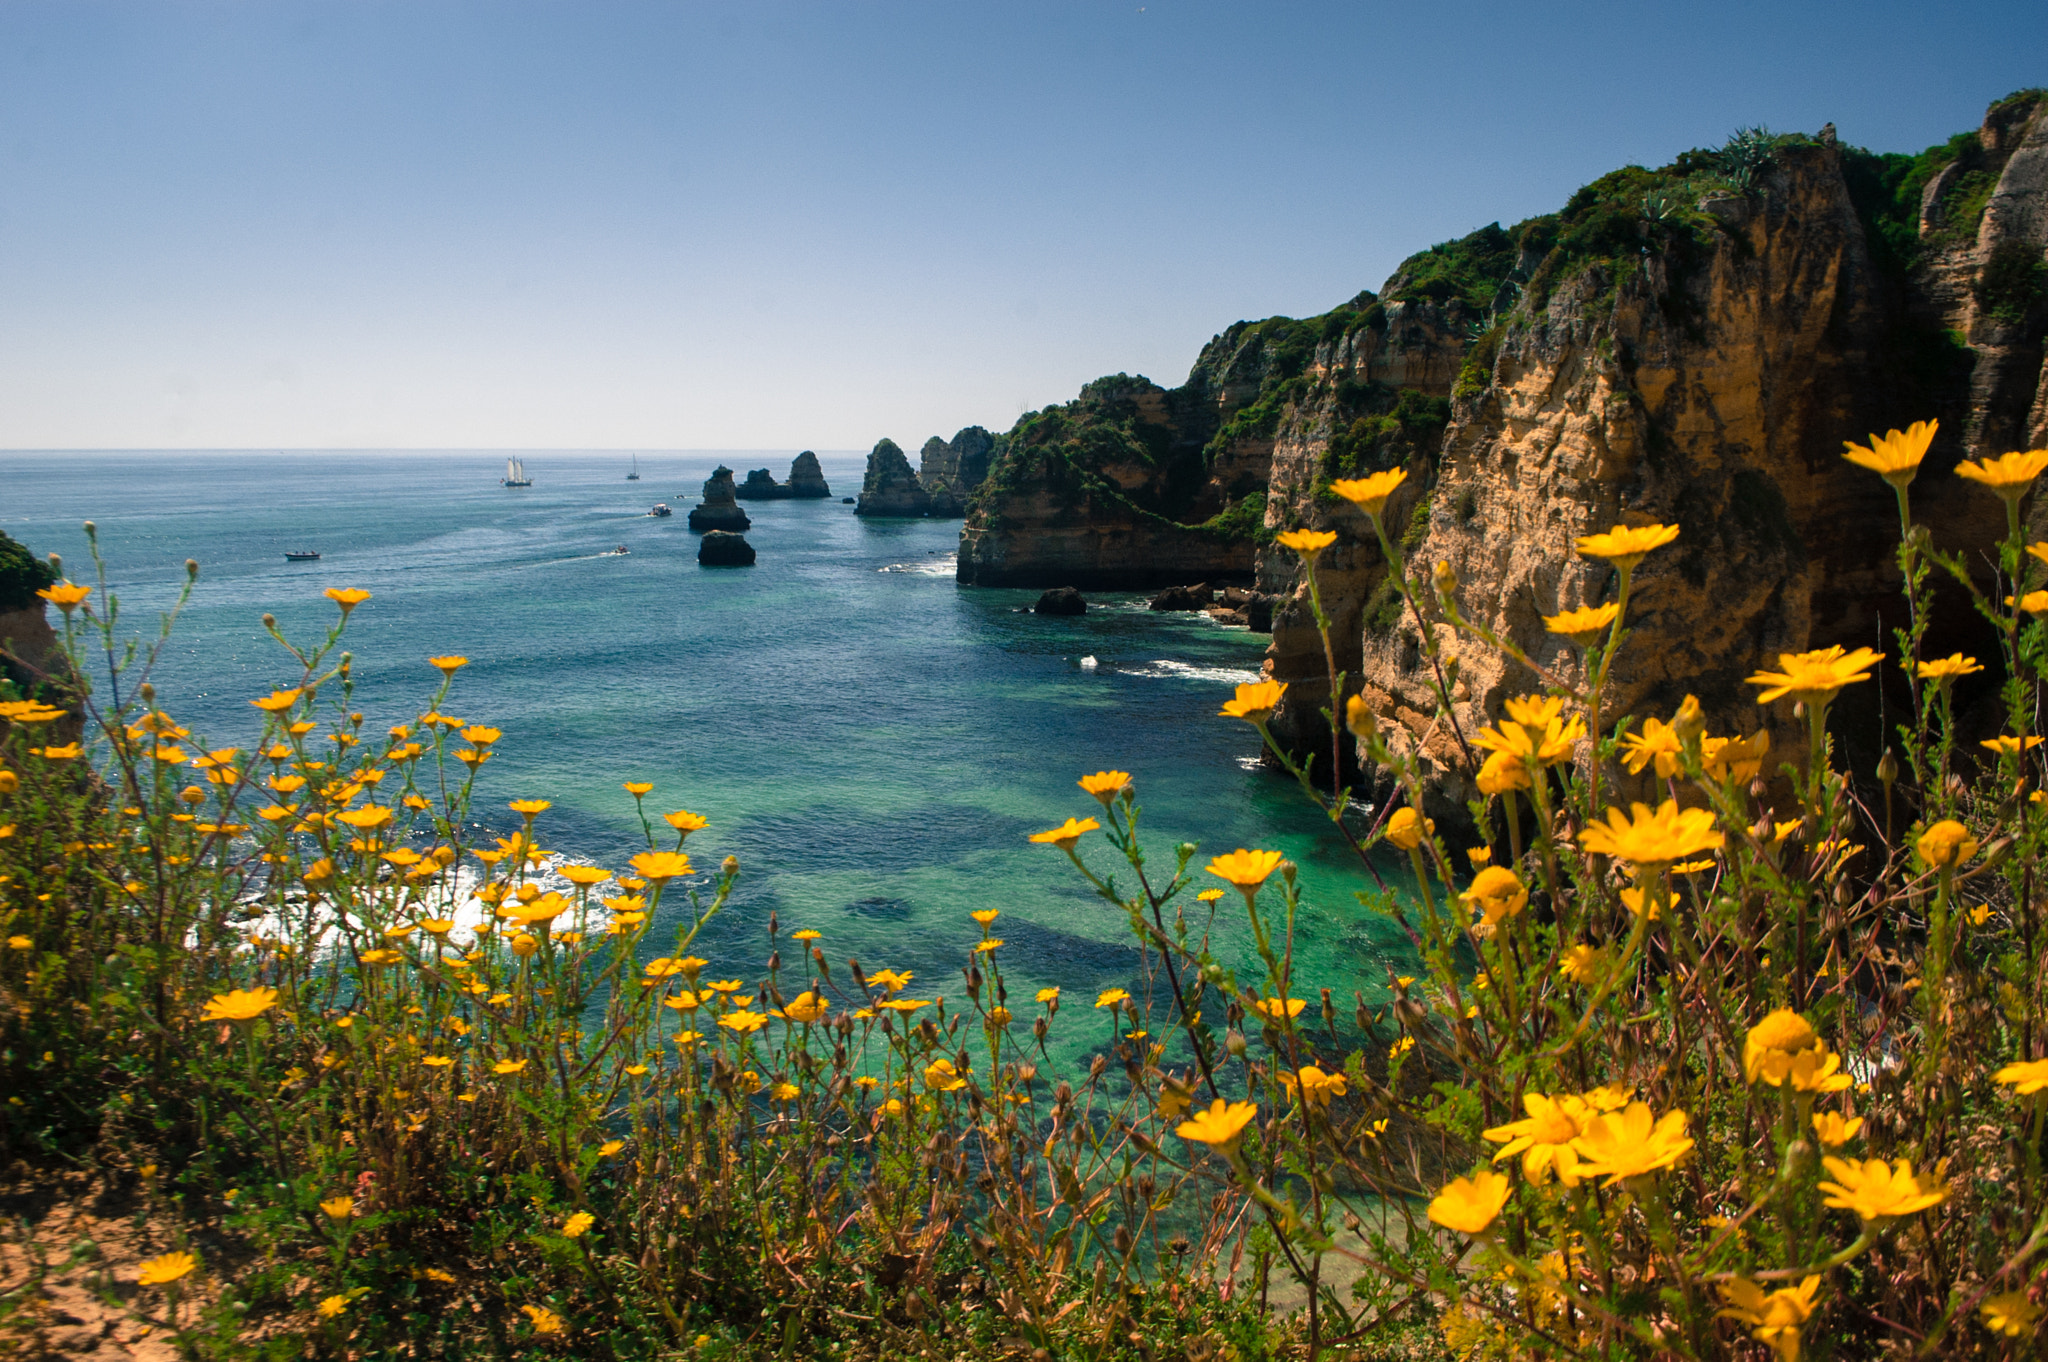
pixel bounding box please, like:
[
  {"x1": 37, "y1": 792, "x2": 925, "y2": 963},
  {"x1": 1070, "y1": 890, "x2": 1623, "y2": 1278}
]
[{"x1": 0, "y1": 1172, "x2": 200, "y2": 1362}]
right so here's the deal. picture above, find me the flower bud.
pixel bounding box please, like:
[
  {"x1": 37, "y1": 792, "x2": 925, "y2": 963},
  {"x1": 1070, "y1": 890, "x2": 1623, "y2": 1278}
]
[
  {"x1": 722, "y1": 855, "x2": 740, "y2": 876},
  {"x1": 1876, "y1": 748, "x2": 1899, "y2": 785},
  {"x1": 186, "y1": 559, "x2": 199, "y2": 579},
  {"x1": 1672, "y1": 694, "x2": 1705, "y2": 746},
  {"x1": 512, "y1": 933, "x2": 539, "y2": 957},
  {"x1": 1434, "y1": 559, "x2": 1459, "y2": 598},
  {"x1": 1225, "y1": 1029, "x2": 1247, "y2": 1058},
  {"x1": 1344, "y1": 693, "x2": 1377, "y2": 742},
  {"x1": 1386, "y1": 807, "x2": 1432, "y2": 850},
  {"x1": 82, "y1": 521, "x2": 96, "y2": 538}
]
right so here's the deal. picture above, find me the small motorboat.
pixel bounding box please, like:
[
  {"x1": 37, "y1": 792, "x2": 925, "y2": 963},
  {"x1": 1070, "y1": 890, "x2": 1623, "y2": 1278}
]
[
  {"x1": 607, "y1": 544, "x2": 630, "y2": 555},
  {"x1": 649, "y1": 503, "x2": 673, "y2": 518},
  {"x1": 284, "y1": 550, "x2": 321, "y2": 561}
]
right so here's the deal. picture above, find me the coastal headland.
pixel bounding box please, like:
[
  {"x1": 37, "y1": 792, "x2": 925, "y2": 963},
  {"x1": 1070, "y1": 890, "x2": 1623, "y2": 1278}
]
[{"x1": 933, "y1": 93, "x2": 2048, "y2": 803}]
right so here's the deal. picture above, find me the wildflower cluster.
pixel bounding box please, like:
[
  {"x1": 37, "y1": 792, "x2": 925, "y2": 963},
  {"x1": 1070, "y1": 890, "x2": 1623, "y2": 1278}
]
[
  {"x1": 0, "y1": 541, "x2": 1267, "y2": 1357},
  {"x1": 1076, "y1": 426, "x2": 2048, "y2": 1357},
  {"x1": 7, "y1": 420, "x2": 2048, "y2": 1358}
]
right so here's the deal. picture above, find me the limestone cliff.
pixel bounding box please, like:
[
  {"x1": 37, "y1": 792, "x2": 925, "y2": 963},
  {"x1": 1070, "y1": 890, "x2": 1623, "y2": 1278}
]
[
  {"x1": 955, "y1": 317, "x2": 1335, "y2": 587},
  {"x1": 1248, "y1": 257, "x2": 1491, "y2": 764},
  {"x1": 1252, "y1": 94, "x2": 2048, "y2": 807},
  {"x1": 855, "y1": 439, "x2": 932, "y2": 518},
  {"x1": 918, "y1": 427, "x2": 999, "y2": 517}
]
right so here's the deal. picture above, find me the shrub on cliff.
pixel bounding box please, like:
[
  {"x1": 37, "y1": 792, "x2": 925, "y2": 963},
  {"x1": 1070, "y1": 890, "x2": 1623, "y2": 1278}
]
[
  {"x1": 1976, "y1": 239, "x2": 2048, "y2": 329},
  {"x1": 0, "y1": 530, "x2": 56, "y2": 614},
  {"x1": 1381, "y1": 221, "x2": 1519, "y2": 313}
]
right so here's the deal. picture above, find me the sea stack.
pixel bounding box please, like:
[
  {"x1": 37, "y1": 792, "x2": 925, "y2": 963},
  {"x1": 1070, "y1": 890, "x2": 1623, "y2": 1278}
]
[
  {"x1": 687, "y1": 467, "x2": 752, "y2": 531},
  {"x1": 697, "y1": 531, "x2": 756, "y2": 566},
  {"x1": 785, "y1": 450, "x2": 832, "y2": 498},
  {"x1": 917, "y1": 426, "x2": 997, "y2": 517},
  {"x1": 854, "y1": 439, "x2": 931, "y2": 517},
  {"x1": 735, "y1": 452, "x2": 833, "y2": 501}
]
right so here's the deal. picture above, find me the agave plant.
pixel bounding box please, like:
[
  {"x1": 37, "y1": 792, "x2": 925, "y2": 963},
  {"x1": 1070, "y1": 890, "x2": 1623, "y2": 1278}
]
[{"x1": 1721, "y1": 123, "x2": 1781, "y2": 192}]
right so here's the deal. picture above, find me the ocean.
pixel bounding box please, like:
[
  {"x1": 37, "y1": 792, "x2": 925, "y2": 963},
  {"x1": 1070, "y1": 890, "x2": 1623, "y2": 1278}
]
[{"x1": 1, "y1": 449, "x2": 1420, "y2": 1072}]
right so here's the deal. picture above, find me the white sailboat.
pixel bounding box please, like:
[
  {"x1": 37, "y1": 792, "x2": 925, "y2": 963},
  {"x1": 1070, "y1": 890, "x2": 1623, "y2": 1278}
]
[
  {"x1": 503, "y1": 456, "x2": 532, "y2": 487},
  {"x1": 626, "y1": 454, "x2": 641, "y2": 481}
]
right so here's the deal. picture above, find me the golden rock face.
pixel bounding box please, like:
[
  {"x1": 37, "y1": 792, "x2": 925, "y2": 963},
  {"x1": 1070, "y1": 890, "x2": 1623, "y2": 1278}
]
[{"x1": 1255, "y1": 102, "x2": 2048, "y2": 809}]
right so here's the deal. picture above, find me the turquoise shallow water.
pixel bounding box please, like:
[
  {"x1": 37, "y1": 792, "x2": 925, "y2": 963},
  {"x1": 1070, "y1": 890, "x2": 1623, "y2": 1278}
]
[{"x1": 2, "y1": 450, "x2": 1419, "y2": 1072}]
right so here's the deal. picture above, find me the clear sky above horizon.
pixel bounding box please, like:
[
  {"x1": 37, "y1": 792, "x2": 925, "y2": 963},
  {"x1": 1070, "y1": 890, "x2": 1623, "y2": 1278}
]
[{"x1": 1, "y1": 1, "x2": 2040, "y2": 451}]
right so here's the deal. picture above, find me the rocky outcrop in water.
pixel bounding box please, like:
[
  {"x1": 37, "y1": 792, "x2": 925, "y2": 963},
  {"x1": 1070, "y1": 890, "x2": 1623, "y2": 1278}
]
[
  {"x1": 919, "y1": 427, "x2": 998, "y2": 517},
  {"x1": 786, "y1": 451, "x2": 832, "y2": 499},
  {"x1": 855, "y1": 440, "x2": 932, "y2": 518},
  {"x1": 697, "y1": 531, "x2": 756, "y2": 567},
  {"x1": 736, "y1": 469, "x2": 783, "y2": 499},
  {"x1": 1035, "y1": 587, "x2": 1086, "y2": 616},
  {"x1": 1251, "y1": 93, "x2": 2048, "y2": 808},
  {"x1": 1149, "y1": 584, "x2": 1212, "y2": 611},
  {"x1": 736, "y1": 452, "x2": 833, "y2": 500},
  {"x1": 687, "y1": 467, "x2": 752, "y2": 532}
]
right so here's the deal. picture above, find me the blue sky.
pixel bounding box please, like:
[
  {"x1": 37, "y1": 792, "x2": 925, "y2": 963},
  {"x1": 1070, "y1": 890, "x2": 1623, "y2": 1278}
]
[{"x1": 0, "y1": 1, "x2": 2040, "y2": 450}]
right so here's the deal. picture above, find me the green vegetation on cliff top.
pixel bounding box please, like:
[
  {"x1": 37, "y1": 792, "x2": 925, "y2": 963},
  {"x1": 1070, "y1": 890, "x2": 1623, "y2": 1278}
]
[
  {"x1": 0, "y1": 531, "x2": 57, "y2": 614},
  {"x1": 970, "y1": 375, "x2": 1256, "y2": 539},
  {"x1": 1842, "y1": 88, "x2": 2045, "y2": 277}
]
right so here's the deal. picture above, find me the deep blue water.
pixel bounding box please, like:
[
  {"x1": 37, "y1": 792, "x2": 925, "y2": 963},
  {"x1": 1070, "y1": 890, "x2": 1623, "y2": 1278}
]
[{"x1": 2, "y1": 450, "x2": 1416, "y2": 1070}]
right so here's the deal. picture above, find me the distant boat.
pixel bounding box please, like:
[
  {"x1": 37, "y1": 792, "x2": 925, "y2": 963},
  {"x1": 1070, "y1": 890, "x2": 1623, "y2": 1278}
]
[
  {"x1": 503, "y1": 456, "x2": 533, "y2": 487},
  {"x1": 607, "y1": 544, "x2": 630, "y2": 555},
  {"x1": 284, "y1": 550, "x2": 321, "y2": 562},
  {"x1": 627, "y1": 454, "x2": 641, "y2": 481},
  {"x1": 649, "y1": 503, "x2": 673, "y2": 518}
]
